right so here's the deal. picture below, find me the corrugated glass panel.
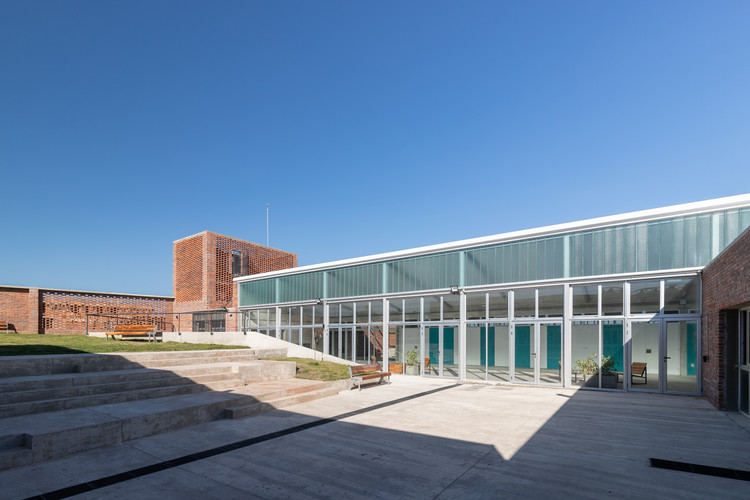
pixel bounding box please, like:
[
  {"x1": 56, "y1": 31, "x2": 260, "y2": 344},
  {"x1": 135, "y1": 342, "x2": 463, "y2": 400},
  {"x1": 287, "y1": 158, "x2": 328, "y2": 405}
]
[
  {"x1": 239, "y1": 206, "x2": 750, "y2": 307},
  {"x1": 697, "y1": 214, "x2": 711, "y2": 264},
  {"x1": 726, "y1": 209, "x2": 740, "y2": 247}
]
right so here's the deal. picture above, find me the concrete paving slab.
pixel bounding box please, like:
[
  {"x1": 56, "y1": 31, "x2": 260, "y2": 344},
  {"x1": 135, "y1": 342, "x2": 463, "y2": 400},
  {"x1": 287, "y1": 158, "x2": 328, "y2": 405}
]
[{"x1": 2, "y1": 377, "x2": 749, "y2": 499}]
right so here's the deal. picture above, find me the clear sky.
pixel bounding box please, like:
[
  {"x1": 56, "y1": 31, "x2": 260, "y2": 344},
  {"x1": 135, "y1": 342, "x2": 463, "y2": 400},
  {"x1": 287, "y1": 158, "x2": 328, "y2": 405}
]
[{"x1": 1, "y1": 1, "x2": 749, "y2": 296}]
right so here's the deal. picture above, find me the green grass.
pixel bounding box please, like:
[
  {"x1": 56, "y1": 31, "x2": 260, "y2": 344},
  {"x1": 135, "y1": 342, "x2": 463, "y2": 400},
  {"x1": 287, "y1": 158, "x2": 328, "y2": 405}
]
[
  {"x1": 0, "y1": 333, "x2": 248, "y2": 356},
  {"x1": 270, "y1": 357, "x2": 350, "y2": 381}
]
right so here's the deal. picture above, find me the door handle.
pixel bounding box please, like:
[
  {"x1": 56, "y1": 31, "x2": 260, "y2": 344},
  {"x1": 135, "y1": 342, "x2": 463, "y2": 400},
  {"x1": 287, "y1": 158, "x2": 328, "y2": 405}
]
[
  {"x1": 531, "y1": 352, "x2": 537, "y2": 356},
  {"x1": 664, "y1": 356, "x2": 671, "y2": 360}
]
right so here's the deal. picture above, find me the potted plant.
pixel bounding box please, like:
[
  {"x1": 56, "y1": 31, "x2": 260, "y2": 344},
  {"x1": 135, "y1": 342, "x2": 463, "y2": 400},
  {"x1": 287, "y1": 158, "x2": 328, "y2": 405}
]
[
  {"x1": 600, "y1": 355, "x2": 618, "y2": 389},
  {"x1": 405, "y1": 349, "x2": 420, "y2": 375},
  {"x1": 574, "y1": 354, "x2": 618, "y2": 388}
]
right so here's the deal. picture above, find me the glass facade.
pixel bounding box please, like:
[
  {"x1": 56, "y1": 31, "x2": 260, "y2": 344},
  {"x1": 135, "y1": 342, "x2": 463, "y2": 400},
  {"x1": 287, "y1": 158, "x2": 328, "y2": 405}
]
[
  {"x1": 240, "y1": 206, "x2": 750, "y2": 306},
  {"x1": 238, "y1": 198, "x2": 750, "y2": 395}
]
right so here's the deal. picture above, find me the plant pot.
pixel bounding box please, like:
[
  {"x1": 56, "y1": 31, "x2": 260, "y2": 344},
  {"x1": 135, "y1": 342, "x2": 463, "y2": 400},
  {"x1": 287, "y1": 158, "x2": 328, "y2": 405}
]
[
  {"x1": 583, "y1": 373, "x2": 599, "y2": 387},
  {"x1": 405, "y1": 364, "x2": 419, "y2": 375},
  {"x1": 601, "y1": 374, "x2": 617, "y2": 389}
]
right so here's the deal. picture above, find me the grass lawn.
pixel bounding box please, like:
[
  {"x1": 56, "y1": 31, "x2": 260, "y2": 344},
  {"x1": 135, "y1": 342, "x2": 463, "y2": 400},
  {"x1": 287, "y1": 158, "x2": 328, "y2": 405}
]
[
  {"x1": 0, "y1": 333, "x2": 248, "y2": 356},
  {"x1": 271, "y1": 357, "x2": 350, "y2": 381}
]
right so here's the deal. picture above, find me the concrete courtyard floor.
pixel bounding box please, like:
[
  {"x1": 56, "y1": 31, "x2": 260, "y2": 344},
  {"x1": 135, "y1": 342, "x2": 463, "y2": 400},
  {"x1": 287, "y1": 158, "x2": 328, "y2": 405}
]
[{"x1": 3, "y1": 376, "x2": 750, "y2": 499}]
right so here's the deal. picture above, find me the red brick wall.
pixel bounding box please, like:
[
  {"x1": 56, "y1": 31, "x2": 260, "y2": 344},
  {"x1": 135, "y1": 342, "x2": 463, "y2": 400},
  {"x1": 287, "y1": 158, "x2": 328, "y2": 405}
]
[
  {"x1": 173, "y1": 234, "x2": 204, "y2": 303},
  {"x1": 0, "y1": 287, "x2": 173, "y2": 335},
  {"x1": 0, "y1": 287, "x2": 33, "y2": 333},
  {"x1": 702, "y1": 227, "x2": 750, "y2": 409}
]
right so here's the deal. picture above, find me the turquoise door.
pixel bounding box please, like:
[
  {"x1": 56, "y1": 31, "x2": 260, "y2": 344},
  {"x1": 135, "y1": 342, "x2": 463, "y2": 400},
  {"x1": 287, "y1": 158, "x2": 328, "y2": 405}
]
[
  {"x1": 428, "y1": 327, "x2": 440, "y2": 363},
  {"x1": 480, "y1": 327, "x2": 496, "y2": 366},
  {"x1": 443, "y1": 327, "x2": 455, "y2": 365},
  {"x1": 515, "y1": 325, "x2": 531, "y2": 368},
  {"x1": 546, "y1": 325, "x2": 561, "y2": 370}
]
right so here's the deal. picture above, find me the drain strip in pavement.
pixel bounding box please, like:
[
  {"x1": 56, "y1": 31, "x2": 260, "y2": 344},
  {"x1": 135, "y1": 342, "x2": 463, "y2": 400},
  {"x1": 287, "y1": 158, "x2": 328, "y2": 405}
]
[
  {"x1": 27, "y1": 383, "x2": 458, "y2": 500},
  {"x1": 650, "y1": 458, "x2": 750, "y2": 481}
]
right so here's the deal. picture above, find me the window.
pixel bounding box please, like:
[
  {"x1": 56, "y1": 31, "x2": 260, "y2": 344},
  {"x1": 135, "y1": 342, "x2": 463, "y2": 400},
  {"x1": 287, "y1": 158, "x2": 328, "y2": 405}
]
[{"x1": 232, "y1": 251, "x2": 242, "y2": 276}]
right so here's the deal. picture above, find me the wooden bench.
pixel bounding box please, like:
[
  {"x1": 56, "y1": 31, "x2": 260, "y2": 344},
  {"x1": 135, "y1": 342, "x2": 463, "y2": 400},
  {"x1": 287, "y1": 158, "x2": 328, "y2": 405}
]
[
  {"x1": 617, "y1": 362, "x2": 647, "y2": 385},
  {"x1": 0, "y1": 321, "x2": 13, "y2": 333},
  {"x1": 348, "y1": 363, "x2": 391, "y2": 391},
  {"x1": 105, "y1": 324, "x2": 157, "y2": 342}
]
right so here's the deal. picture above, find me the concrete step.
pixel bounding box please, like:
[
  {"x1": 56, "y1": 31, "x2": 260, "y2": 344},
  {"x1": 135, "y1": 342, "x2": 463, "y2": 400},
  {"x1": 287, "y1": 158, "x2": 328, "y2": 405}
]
[
  {"x1": 0, "y1": 378, "x2": 336, "y2": 471},
  {"x1": 0, "y1": 377, "x2": 246, "y2": 419},
  {"x1": 0, "y1": 368, "x2": 245, "y2": 405},
  {"x1": 0, "y1": 364, "x2": 240, "y2": 394},
  {"x1": 224, "y1": 386, "x2": 340, "y2": 419},
  {"x1": 0, "y1": 349, "x2": 269, "y2": 378}
]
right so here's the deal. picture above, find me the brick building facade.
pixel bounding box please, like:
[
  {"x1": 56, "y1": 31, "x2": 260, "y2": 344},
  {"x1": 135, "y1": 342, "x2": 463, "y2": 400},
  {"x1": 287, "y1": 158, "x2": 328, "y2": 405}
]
[
  {"x1": 173, "y1": 231, "x2": 297, "y2": 331},
  {"x1": 701, "y1": 226, "x2": 750, "y2": 410},
  {"x1": 0, "y1": 286, "x2": 173, "y2": 335},
  {"x1": 0, "y1": 231, "x2": 297, "y2": 335}
]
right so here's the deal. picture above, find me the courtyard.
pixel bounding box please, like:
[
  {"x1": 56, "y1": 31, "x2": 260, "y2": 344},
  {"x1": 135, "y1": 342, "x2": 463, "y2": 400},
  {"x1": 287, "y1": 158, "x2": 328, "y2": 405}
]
[{"x1": 3, "y1": 376, "x2": 749, "y2": 499}]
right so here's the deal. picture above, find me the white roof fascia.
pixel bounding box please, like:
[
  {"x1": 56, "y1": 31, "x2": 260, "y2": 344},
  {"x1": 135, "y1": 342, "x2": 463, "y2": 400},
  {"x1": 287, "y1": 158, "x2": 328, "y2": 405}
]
[{"x1": 235, "y1": 193, "x2": 750, "y2": 283}]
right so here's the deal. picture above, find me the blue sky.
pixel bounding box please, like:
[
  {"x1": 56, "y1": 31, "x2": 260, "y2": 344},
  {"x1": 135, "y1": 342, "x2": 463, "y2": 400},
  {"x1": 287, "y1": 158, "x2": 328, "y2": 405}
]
[{"x1": 1, "y1": 1, "x2": 749, "y2": 296}]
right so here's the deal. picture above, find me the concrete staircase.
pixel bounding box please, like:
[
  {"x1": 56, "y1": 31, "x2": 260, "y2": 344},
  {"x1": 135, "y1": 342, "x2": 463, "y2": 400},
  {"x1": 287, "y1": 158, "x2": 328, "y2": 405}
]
[{"x1": 0, "y1": 349, "x2": 344, "y2": 471}]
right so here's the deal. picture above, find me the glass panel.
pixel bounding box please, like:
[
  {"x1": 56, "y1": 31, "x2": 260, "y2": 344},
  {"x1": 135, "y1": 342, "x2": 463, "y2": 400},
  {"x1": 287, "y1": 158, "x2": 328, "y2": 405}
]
[
  {"x1": 340, "y1": 303, "x2": 354, "y2": 324},
  {"x1": 404, "y1": 297, "x2": 421, "y2": 322},
  {"x1": 423, "y1": 296, "x2": 441, "y2": 321},
  {"x1": 328, "y1": 303, "x2": 340, "y2": 324},
  {"x1": 514, "y1": 289, "x2": 535, "y2": 318},
  {"x1": 341, "y1": 327, "x2": 353, "y2": 361},
  {"x1": 630, "y1": 280, "x2": 660, "y2": 315},
  {"x1": 631, "y1": 321, "x2": 659, "y2": 390},
  {"x1": 280, "y1": 308, "x2": 291, "y2": 326},
  {"x1": 313, "y1": 327, "x2": 324, "y2": 352},
  {"x1": 389, "y1": 326, "x2": 403, "y2": 373},
  {"x1": 466, "y1": 293, "x2": 486, "y2": 320},
  {"x1": 267, "y1": 307, "x2": 277, "y2": 326},
  {"x1": 602, "y1": 321, "x2": 624, "y2": 390},
  {"x1": 443, "y1": 295, "x2": 460, "y2": 320},
  {"x1": 369, "y1": 325, "x2": 387, "y2": 364},
  {"x1": 666, "y1": 321, "x2": 698, "y2": 393},
  {"x1": 443, "y1": 326, "x2": 459, "y2": 377},
  {"x1": 371, "y1": 300, "x2": 383, "y2": 323},
  {"x1": 488, "y1": 291, "x2": 508, "y2": 318},
  {"x1": 302, "y1": 327, "x2": 313, "y2": 349},
  {"x1": 513, "y1": 324, "x2": 534, "y2": 382},
  {"x1": 290, "y1": 306, "x2": 301, "y2": 325},
  {"x1": 302, "y1": 306, "x2": 313, "y2": 325},
  {"x1": 572, "y1": 321, "x2": 599, "y2": 388},
  {"x1": 389, "y1": 299, "x2": 403, "y2": 323},
  {"x1": 426, "y1": 326, "x2": 439, "y2": 376},
  {"x1": 466, "y1": 324, "x2": 484, "y2": 381},
  {"x1": 740, "y1": 370, "x2": 749, "y2": 415},
  {"x1": 247, "y1": 310, "x2": 260, "y2": 329},
  {"x1": 403, "y1": 325, "x2": 421, "y2": 375},
  {"x1": 355, "y1": 328, "x2": 369, "y2": 363},
  {"x1": 601, "y1": 284, "x2": 623, "y2": 316},
  {"x1": 354, "y1": 301, "x2": 370, "y2": 323},
  {"x1": 538, "y1": 287, "x2": 563, "y2": 318},
  {"x1": 572, "y1": 285, "x2": 598, "y2": 316},
  {"x1": 488, "y1": 323, "x2": 510, "y2": 382},
  {"x1": 328, "y1": 327, "x2": 340, "y2": 357},
  {"x1": 281, "y1": 327, "x2": 292, "y2": 343},
  {"x1": 289, "y1": 327, "x2": 300, "y2": 345},
  {"x1": 664, "y1": 277, "x2": 700, "y2": 314},
  {"x1": 313, "y1": 305, "x2": 323, "y2": 325},
  {"x1": 539, "y1": 324, "x2": 562, "y2": 384}
]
